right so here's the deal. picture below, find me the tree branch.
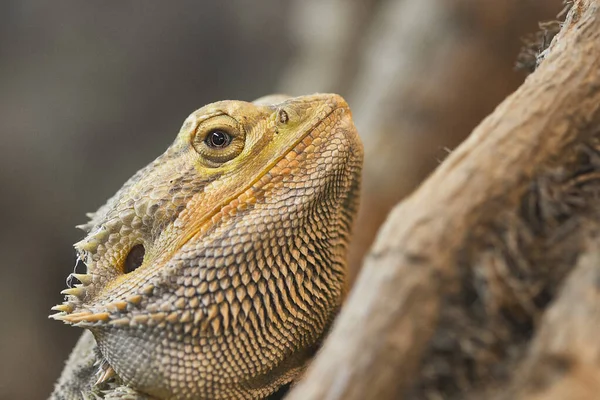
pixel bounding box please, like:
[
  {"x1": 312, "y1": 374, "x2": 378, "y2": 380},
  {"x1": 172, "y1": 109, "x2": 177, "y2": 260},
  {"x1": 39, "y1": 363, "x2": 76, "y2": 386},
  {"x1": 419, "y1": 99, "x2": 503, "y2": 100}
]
[{"x1": 495, "y1": 246, "x2": 600, "y2": 400}]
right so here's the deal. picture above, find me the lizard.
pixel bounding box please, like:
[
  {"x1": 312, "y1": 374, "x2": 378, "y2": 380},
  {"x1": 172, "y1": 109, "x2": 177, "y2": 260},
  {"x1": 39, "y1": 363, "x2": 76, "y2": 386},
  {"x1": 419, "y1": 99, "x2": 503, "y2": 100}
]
[{"x1": 49, "y1": 93, "x2": 363, "y2": 400}]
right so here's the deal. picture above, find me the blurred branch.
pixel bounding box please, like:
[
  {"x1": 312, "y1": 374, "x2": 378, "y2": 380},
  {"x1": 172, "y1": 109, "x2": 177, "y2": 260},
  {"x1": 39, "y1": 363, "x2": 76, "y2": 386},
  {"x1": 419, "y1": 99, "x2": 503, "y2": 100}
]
[
  {"x1": 278, "y1": 0, "x2": 381, "y2": 95},
  {"x1": 287, "y1": 0, "x2": 600, "y2": 398}
]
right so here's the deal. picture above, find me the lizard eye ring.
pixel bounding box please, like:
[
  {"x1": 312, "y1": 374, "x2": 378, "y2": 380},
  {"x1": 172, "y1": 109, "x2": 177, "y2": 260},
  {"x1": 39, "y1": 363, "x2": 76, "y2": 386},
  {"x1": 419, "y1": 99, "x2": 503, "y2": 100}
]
[{"x1": 192, "y1": 114, "x2": 246, "y2": 166}]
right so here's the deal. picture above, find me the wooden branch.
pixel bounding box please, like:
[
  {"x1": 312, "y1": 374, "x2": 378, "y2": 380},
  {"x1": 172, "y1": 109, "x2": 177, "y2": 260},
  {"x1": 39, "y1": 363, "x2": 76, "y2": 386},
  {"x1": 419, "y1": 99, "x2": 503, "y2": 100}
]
[
  {"x1": 495, "y1": 246, "x2": 600, "y2": 400},
  {"x1": 286, "y1": 1, "x2": 600, "y2": 399}
]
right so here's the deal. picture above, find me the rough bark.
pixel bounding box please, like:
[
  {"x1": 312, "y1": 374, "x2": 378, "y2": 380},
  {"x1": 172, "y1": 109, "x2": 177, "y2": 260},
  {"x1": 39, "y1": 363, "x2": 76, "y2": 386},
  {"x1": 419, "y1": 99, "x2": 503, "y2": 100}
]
[
  {"x1": 286, "y1": 1, "x2": 600, "y2": 399},
  {"x1": 494, "y1": 247, "x2": 600, "y2": 400}
]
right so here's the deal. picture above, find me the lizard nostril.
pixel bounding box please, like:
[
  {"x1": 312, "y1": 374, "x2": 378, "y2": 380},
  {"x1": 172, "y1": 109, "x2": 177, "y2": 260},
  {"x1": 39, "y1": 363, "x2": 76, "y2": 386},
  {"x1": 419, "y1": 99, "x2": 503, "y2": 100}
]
[
  {"x1": 278, "y1": 108, "x2": 289, "y2": 124},
  {"x1": 124, "y1": 244, "x2": 145, "y2": 274}
]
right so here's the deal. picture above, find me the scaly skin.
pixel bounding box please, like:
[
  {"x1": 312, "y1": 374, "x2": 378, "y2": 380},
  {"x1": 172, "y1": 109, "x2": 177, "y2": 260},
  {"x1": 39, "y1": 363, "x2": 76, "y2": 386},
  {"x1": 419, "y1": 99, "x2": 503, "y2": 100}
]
[{"x1": 50, "y1": 93, "x2": 363, "y2": 400}]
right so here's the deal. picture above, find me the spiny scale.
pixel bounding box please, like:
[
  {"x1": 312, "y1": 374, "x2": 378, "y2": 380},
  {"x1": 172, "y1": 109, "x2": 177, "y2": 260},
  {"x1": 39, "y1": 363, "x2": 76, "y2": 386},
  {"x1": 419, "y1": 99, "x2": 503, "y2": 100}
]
[
  {"x1": 95, "y1": 365, "x2": 116, "y2": 386},
  {"x1": 71, "y1": 273, "x2": 93, "y2": 285}
]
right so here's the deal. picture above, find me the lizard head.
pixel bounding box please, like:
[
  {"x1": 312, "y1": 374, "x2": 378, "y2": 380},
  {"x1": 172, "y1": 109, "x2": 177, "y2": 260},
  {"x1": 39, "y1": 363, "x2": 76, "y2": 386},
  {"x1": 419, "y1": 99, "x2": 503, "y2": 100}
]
[{"x1": 51, "y1": 93, "x2": 363, "y2": 398}]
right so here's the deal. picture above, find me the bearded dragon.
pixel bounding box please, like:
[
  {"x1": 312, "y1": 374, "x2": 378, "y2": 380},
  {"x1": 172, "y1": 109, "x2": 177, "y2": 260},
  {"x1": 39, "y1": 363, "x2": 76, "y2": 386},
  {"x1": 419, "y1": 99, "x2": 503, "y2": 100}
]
[{"x1": 49, "y1": 93, "x2": 363, "y2": 400}]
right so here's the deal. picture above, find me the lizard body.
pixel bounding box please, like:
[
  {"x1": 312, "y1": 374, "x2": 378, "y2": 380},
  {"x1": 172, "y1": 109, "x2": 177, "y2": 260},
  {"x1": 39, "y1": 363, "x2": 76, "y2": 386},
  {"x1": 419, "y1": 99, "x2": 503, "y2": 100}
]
[{"x1": 50, "y1": 93, "x2": 363, "y2": 400}]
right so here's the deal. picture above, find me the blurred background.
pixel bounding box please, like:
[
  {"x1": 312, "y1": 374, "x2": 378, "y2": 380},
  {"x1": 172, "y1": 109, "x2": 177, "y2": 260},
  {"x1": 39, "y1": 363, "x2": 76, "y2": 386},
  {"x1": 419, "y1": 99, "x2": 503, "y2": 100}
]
[{"x1": 0, "y1": 1, "x2": 562, "y2": 399}]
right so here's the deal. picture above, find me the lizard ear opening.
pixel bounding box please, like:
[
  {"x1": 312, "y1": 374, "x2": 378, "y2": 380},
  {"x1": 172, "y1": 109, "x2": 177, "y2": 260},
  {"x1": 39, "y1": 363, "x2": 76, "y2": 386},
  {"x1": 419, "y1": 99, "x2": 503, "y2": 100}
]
[{"x1": 124, "y1": 244, "x2": 145, "y2": 274}]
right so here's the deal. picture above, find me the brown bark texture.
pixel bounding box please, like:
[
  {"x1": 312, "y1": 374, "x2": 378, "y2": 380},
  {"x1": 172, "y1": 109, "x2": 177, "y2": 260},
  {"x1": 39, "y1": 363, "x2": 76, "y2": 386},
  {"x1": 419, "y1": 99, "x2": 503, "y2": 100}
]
[
  {"x1": 286, "y1": 1, "x2": 600, "y2": 399},
  {"x1": 494, "y1": 248, "x2": 600, "y2": 400}
]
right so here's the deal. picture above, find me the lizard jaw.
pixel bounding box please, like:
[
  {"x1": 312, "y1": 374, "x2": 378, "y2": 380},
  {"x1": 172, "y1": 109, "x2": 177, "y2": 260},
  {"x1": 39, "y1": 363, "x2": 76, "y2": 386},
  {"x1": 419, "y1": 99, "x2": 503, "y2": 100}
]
[
  {"x1": 50, "y1": 288, "x2": 144, "y2": 328},
  {"x1": 50, "y1": 270, "x2": 107, "y2": 326}
]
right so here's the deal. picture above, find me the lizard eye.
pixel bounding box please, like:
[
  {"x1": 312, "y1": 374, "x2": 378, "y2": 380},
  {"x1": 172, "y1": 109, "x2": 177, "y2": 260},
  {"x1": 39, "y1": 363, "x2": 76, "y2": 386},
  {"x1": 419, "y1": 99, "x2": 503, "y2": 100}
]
[
  {"x1": 205, "y1": 130, "x2": 232, "y2": 148},
  {"x1": 192, "y1": 115, "x2": 245, "y2": 166}
]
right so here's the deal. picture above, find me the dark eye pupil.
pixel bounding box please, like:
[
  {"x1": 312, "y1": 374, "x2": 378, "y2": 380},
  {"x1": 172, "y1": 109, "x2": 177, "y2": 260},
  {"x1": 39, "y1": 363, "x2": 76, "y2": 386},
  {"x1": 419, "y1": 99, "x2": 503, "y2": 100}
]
[
  {"x1": 124, "y1": 244, "x2": 145, "y2": 274},
  {"x1": 206, "y1": 130, "x2": 230, "y2": 148}
]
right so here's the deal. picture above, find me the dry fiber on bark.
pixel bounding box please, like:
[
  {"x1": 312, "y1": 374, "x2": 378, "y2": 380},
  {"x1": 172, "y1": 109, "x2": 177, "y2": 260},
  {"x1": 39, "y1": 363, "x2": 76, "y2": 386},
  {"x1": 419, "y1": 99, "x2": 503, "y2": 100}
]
[{"x1": 287, "y1": 1, "x2": 600, "y2": 399}]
